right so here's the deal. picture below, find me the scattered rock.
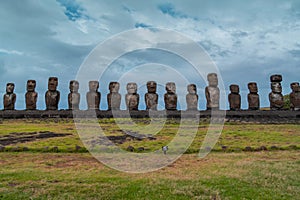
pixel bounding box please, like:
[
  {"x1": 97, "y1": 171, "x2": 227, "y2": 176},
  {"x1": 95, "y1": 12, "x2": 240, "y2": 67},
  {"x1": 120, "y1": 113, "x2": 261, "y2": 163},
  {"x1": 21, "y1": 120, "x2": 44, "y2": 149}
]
[
  {"x1": 244, "y1": 146, "x2": 253, "y2": 151},
  {"x1": 52, "y1": 146, "x2": 59, "y2": 152},
  {"x1": 270, "y1": 145, "x2": 278, "y2": 150},
  {"x1": 22, "y1": 147, "x2": 29, "y2": 151},
  {"x1": 0, "y1": 145, "x2": 5, "y2": 152},
  {"x1": 137, "y1": 147, "x2": 145, "y2": 151},
  {"x1": 75, "y1": 145, "x2": 81, "y2": 151},
  {"x1": 126, "y1": 146, "x2": 134, "y2": 152},
  {"x1": 222, "y1": 146, "x2": 228, "y2": 151}
]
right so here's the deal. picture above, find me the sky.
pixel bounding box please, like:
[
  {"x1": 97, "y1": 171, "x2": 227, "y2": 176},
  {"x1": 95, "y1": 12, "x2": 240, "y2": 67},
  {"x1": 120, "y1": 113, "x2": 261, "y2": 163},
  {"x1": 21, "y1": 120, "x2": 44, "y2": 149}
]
[{"x1": 0, "y1": 0, "x2": 299, "y2": 110}]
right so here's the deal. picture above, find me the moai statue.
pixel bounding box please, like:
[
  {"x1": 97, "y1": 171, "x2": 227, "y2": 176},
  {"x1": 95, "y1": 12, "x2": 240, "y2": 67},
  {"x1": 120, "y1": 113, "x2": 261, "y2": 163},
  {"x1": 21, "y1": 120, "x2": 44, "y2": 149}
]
[
  {"x1": 269, "y1": 74, "x2": 284, "y2": 110},
  {"x1": 25, "y1": 80, "x2": 38, "y2": 110},
  {"x1": 45, "y1": 77, "x2": 60, "y2": 110},
  {"x1": 290, "y1": 82, "x2": 300, "y2": 111},
  {"x1": 164, "y1": 82, "x2": 177, "y2": 110},
  {"x1": 68, "y1": 80, "x2": 80, "y2": 110},
  {"x1": 247, "y1": 82, "x2": 260, "y2": 110},
  {"x1": 186, "y1": 84, "x2": 198, "y2": 110},
  {"x1": 205, "y1": 73, "x2": 220, "y2": 110},
  {"x1": 86, "y1": 81, "x2": 101, "y2": 110},
  {"x1": 125, "y1": 82, "x2": 139, "y2": 111},
  {"x1": 228, "y1": 84, "x2": 241, "y2": 111},
  {"x1": 107, "y1": 82, "x2": 121, "y2": 110},
  {"x1": 145, "y1": 81, "x2": 158, "y2": 110},
  {"x1": 3, "y1": 83, "x2": 16, "y2": 110}
]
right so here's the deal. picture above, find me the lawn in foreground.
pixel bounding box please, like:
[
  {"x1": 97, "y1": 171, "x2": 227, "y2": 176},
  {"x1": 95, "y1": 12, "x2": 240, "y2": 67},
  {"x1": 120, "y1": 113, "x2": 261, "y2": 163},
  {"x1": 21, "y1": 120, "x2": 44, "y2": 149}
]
[{"x1": 0, "y1": 151, "x2": 299, "y2": 199}]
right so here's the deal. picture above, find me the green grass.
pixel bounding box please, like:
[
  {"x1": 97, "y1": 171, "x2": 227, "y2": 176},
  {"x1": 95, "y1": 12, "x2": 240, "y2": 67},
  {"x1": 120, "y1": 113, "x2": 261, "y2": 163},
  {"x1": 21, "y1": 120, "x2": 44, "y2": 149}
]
[{"x1": 0, "y1": 151, "x2": 299, "y2": 199}]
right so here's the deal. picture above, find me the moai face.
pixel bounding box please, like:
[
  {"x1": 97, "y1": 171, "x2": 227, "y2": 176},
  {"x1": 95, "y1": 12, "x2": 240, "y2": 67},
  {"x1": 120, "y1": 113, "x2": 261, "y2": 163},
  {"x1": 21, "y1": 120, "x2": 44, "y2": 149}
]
[
  {"x1": 127, "y1": 83, "x2": 137, "y2": 94},
  {"x1": 6, "y1": 83, "x2": 15, "y2": 94},
  {"x1": 207, "y1": 73, "x2": 218, "y2": 87},
  {"x1": 166, "y1": 82, "x2": 176, "y2": 94},
  {"x1": 248, "y1": 82, "x2": 258, "y2": 93},
  {"x1": 109, "y1": 82, "x2": 120, "y2": 93},
  {"x1": 69, "y1": 80, "x2": 79, "y2": 93},
  {"x1": 291, "y1": 82, "x2": 299, "y2": 92},
  {"x1": 89, "y1": 81, "x2": 99, "y2": 92},
  {"x1": 271, "y1": 82, "x2": 282, "y2": 93},
  {"x1": 48, "y1": 77, "x2": 58, "y2": 91},
  {"x1": 187, "y1": 84, "x2": 197, "y2": 94},
  {"x1": 230, "y1": 84, "x2": 239, "y2": 94},
  {"x1": 147, "y1": 81, "x2": 157, "y2": 93},
  {"x1": 27, "y1": 80, "x2": 36, "y2": 92}
]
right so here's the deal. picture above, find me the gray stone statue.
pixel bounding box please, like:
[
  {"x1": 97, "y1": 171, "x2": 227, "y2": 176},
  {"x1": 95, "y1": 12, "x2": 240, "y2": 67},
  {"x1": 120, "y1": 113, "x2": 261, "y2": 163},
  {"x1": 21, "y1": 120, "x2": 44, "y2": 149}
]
[
  {"x1": 228, "y1": 84, "x2": 241, "y2": 111},
  {"x1": 269, "y1": 74, "x2": 284, "y2": 110},
  {"x1": 186, "y1": 84, "x2": 198, "y2": 110},
  {"x1": 247, "y1": 82, "x2": 260, "y2": 110},
  {"x1": 25, "y1": 80, "x2": 38, "y2": 110},
  {"x1": 125, "y1": 82, "x2": 139, "y2": 111},
  {"x1": 86, "y1": 81, "x2": 100, "y2": 110},
  {"x1": 290, "y1": 82, "x2": 300, "y2": 111},
  {"x1": 145, "y1": 81, "x2": 158, "y2": 110},
  {"x1": 3, "y1": 83, "x2": 16, "y2": 110},
  {"x1": 205, "y1": 73, "x2": 220, "y2": 110},
  {"x1": 107, "y1": 82, "x2": 121, "y2": 110},
  {"x1": 68, "y1": 80, "x2": 80, "y2": 110},
  {"x1": 45, "y1": 77, "x2": 60, "y2": 110},
  {"x1": 164, "y1": 82, "x2": 177, "y2": 110}
]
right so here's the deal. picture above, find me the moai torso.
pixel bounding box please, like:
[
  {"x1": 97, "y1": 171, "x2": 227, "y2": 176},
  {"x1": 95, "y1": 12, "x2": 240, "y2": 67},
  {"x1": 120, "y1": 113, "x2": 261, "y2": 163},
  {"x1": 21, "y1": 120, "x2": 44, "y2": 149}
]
[
  {"x1": 45, "y1": 77, "x2": 60, "y2": 110},
  {"x1": 228, "y1": 84, "x2": 241, "y2": 111},
  {"x1": 68, "y1": 80, "x2": 80, "y2": 110},
  {"x1": 205, "y1": 73, "x2": 220, "y2": 110},
  {"x1": 125, "y1": 83, "x2": 139, "y2": 111},
  {"x1": 145, "y1": 81, "x2": 158, "y2": 110},
  {"x1": 86, "y1": 81, "x2": 101, "y2": 110},
  {"x1": 186, "y1": 84, "x2": 198, "y2": 110},
  {"x1": 107, "y1": 82, "x2": 121, "y2": 110},
  {"x1": 164, "y1": 82, "x2": 177, "y2": 110},
  {"x1": 247, "y1": 82, "x2": 260, "y2": 110},
  {"x1": 25, "y1": 80, "x2": 38, "y2": 110},
  {"x1": 3, "y1": 83, "x2": 16, "y2": 110},
  {"x1": 269, "y1": 75, "x2": 284, "y2": 110},
  {"x1": 290, "y1": 82, "x2": 300, "y2": 111}
]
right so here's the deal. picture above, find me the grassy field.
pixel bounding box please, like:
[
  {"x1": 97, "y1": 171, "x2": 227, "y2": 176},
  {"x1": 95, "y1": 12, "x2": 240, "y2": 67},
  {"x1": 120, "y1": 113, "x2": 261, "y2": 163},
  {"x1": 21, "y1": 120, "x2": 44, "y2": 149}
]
[{"x1": 0, "y1": 119, "x2": 299, "y2": 199}]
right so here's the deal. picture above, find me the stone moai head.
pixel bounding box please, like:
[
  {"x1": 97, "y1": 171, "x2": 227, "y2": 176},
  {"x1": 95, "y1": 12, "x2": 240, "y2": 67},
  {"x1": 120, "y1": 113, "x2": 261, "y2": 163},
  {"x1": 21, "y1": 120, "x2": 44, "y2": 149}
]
[
  {"x1": 27, "y1": 80, "x2": 36, "y2": 92},
  {"x1": 230, "y1": 84, "x2": 239, "y2": 94},
  {"x1": 248, "y1": 82, "x2": 258, "y2": 93},
  {"x1": 89, "y1": 81, "x2": 99, "y2": 92},
  {"x1": 48, "y1": 77, "x2": 58, "y2": 91},
  {"x1": 207, "y1": 73, "x2": 218, "y2": 87},
  {"x1": 187, "y1": 84, "x2": 197, "y2": 94},
  {"x1": 69, "y1": 80, "x2": 79, "y2": 93},
  {"x1": 166, "y1": 82, "x2": 176, "y2": 94},
  {"x1": 290, "y1": 82, "x2": 299, "y2": 92},
  {"x1": 147, "y1": 81, "x2": 157, "y2": 93},
  {"x1": 6, "y1": 83, "x2": 15, "y2": 94},
  {"x1": 126, "y1": 82, "x2": 137, "y2": 94},
  {"x1": 271, "y1": 82, "x2": 282, "y2": 93},
  {"x1": 109, "y1": 82, "x2": 120, "y2": 93}
]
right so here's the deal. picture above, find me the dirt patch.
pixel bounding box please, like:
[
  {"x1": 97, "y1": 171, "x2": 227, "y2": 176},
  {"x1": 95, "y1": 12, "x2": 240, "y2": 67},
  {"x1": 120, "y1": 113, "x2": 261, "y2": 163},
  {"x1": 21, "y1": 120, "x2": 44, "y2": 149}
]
[{"x1": 0, "y1": 131, "x2": 72, "y2": 146}]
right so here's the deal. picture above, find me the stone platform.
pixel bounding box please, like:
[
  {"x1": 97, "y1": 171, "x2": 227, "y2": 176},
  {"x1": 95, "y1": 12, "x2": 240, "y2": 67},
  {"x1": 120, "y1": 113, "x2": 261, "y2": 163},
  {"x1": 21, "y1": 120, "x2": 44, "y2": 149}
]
[{"x1": 0, "y1": 110, "x2": 299, "y2": 123}]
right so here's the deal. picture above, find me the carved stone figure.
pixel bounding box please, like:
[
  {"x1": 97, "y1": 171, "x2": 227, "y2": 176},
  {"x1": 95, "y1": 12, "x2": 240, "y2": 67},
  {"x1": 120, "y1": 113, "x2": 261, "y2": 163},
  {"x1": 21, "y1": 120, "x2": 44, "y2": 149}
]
[
  {"x1": 86, "y1": 81, "x2": 101, "y2": 110},
  {"x1": 290, "y1": 82, "x2": 300, "y2": 111},
  {"x1": 145, "y1": 81, "x2": 158, "y2": 110},
  {"x1": 269, "y1": 75, "x2": 284, "y2": 110},
  {"x1": 45, "y1": 77, "x2": 60, "y2": 110},
  {"x1": 68, "y1": 80, "x2": 80, "y2": 110},
  {"x1": 164, "y1": 82, "x2": 177, "y2": 110},
  {"x1": 25, "y1": 80, "x2": 38, "y2": 110},
  {"x1": 125, "y1": 82, "x2": 139, "y2": 111},
  {"x1": 107, "y1": 82, "x2": 121, "y2": 110},
  {"x1": 186, "y1": 84, "x2": 198, "y2": 110},
  {"x1": 3, "y1": 83, "x2": 16, "y2": 110},
  {"x1": 228, "y1": 84, "x2": 241, "y2": 111},
  {"x1": 205, "y1": 73, "x2": 220, "y2": 110},
  {"x1": 247, "y1": 82, "x2": 260, "y2": 110}
]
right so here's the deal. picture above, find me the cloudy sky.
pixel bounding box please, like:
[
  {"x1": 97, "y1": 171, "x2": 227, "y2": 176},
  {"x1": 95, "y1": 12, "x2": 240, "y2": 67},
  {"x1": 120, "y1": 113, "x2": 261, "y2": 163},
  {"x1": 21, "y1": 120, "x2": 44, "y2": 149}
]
[{"x1": 0, "y1": 0, "x2": 299, "y2": 110}]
